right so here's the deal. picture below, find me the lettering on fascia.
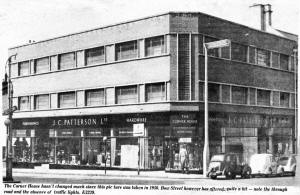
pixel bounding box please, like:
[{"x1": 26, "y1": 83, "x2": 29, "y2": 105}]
[{"x1": 52, "y1": 118, "x2": 97, "y2": 126}]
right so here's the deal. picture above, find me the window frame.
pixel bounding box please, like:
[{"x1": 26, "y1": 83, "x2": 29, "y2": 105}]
[
  {"x1": 256, "y1": 89, "x2": 271, "y2": 106},
  {"x1": 115, "y1": 40, "x2": 138, "y2": 61},
  {"x1": 145, "y1": 36, "x2": 165, "y2": 57},
  {"x1": 19, "y1": 96, "x2": 30, "y2": 111},
  {"x1": 85, "y1": 88, "x2": 105, "y2": 106},
  {"x1": 145, "y1": 82, "x2": 166, "y2": 102},
  {"x1": 58, "y1": 91, "x2": 76, "y2": 108},
  {"x1": 115, "y1": 85, "x2": 138, "y2": 104},
  {"x1": 85, "y1": 46, "x2": 105, "y2": 66},
  {"x1": 18, "y1": 61, "x2": 30, "y2": 76},
  {"x1": 34, "y1": 94, "x2": 50, "y2": 110},
  {"x1": 34, "y1": 57, "x2": 50, "y2": 74},
  {"x1": 58, "y1": 52, "x2": 76, "y2": 70}
]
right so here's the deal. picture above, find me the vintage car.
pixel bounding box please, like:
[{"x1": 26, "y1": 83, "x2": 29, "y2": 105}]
[
  {"x1": 207, "y1": 153, "x2": 252, "y2": 179},
  {"x1": 250, "y1": 153, "x2": 280, "y2": 177},
  {"x1": 277, "y1": 155, "x2": 297, "y2": 176}
]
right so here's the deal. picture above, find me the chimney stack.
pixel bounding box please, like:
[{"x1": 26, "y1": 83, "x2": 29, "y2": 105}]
[{"x1": 250, "y1": 3, "x2": 273, "y2": 31}]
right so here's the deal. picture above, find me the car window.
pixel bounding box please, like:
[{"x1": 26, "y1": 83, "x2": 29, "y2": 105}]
[{"x1": 278, "y1": 157, "x2": 289, "y2": 166}]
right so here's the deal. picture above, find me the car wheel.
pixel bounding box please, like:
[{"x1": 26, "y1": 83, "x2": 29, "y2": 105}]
[
  {"x1": 225, "y1": 169, "x2": 235, "y2": 179},
  {"x1": 210, "y1": 175, "x2": 217, "y2": 179},
  {"x1": 277, "y1": 168, "x2": 284, "y2": 177},
  {"x1": 243, "y1": 167, "x2": 252, "y2": 179}
]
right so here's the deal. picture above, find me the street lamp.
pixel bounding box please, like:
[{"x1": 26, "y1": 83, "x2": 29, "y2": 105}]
[
  {"x1": 3, "y1": 53, "x2": 17, "y2": 182},
  {"x1": 103, "y1": 136, "x2": 107, "y2": 175},
  {"x1": 203, "y1": 40, "x2": 230, "y2": 177}
]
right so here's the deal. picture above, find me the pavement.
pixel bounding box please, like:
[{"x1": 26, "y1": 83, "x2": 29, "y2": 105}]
[{"x1": 3, "y1": 164, "x2": 206, "y2": 180}]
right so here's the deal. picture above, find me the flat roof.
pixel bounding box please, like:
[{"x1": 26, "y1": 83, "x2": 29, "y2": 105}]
[{"x1": 9, "y1": 11, "x2": 298, "y2": 50}]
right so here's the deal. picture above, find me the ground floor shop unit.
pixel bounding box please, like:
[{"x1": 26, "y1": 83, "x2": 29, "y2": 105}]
[{"x1": 10, "y1": 111, "x2": 296, "y2": 172}]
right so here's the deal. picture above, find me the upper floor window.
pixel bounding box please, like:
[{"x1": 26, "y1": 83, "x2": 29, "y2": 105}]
[
  {"x1": 116, "y1": 41, "x2": 137, "y2": 61},
  {"x1": 208, "y1": 83, "x2": 220, "y2": 102},
  {"x1": 34, "y1": 94, "x2": 49, "y2": 110},
  {"x1": 34, "y1": 57, "x2": 49, "y2": 74},
  {"x1": 59, "y1": 52, "x2": 75, "y2": 70},
  {"x1": 231, "y1": 86, "x2": 248, "y2": 104},
  {"x1": 231, "y1": 43, "x2": 247, "y2": 62},
  {"x1": 19, "y1": 61, "x2": 30, "y2": 76},
  {"x1": 116, "y1": 85, "x2": 137, "y2": 104},
  {"x1": 145, "y1": 83, "x2": 165, "y2": 102},
  {"x1": 86, "y1": 89, "x2": 105, "y2": 106},
  {"x1": 58, "y1": 92, "x2": 75, "y2": 108},
  {"x1": 257, "y1": 49, "x2": 270, "y2": 67},
  {"x1": 257, "y1": 89, "x2": 271, "y2": 106},
  {"x1": 145, "y1": 36, "x2": 165, "y2": 56},
  {"x1": 280, "y1": 92, "x2": 290, "y2": 107},
  {"x1": 85, "y1": 47, "x2": 105, "y2": 65},
  {"x1": 271, "y1": 52, "x2": 280, "y2": 68},
  {"x1": 19, "y1": 96, "x2": 30, "y2": 111},
  {"x1": 280, "y1": 54, "x2": 289, "y2": 71}
]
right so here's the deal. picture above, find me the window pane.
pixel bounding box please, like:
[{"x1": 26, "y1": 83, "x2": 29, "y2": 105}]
[
  {"x1": 271, "y1": 52, "x2": 280, "y2": 68},
  {"x1": 280, "y1": 54, "x2": 289, "y2": 71},
  {"x1": 59, "y1": 92, "x2": 75, "y2": 108},
  {"x1": 199, "y1": 82, "x2": 204, "y2": 101},
  {"x1": 35, "y1": 94, "x2": 49, "y2": 110},
  {"x1": 116, "y1": 41, "x2": 137, "y2": 61},
  {"x1": 205, "y1": 36, "x2": 219, "y2": 57},
  {"x1": 116, "y1": 86, "x2": 137, "y2": 104},
  {"x1": 208, "y1": 83, "x2": 220, "y2": 102},
  {"x1": 257, "y1": 49, "x2": 270, "y2": 66},
  {"x1": 19, "y1": 96, "x2": 30, "y2": 110},
  {"x1": 231, "y1": 43, "x2": 247, "y2": 62},
  {"x1": 199, "y1": 35, "x2": 204, "y2": 54},
  {"x1": 290, "y1": 56, "x2": 295, "y2": 71},
  {"x1": 35, "y1": 57, "x2": 49, "y2": 74},
  {"x1": 146, "y1": 83, "x2": 165, "y2": 102},
  {"x1": 145, "y1": 36, "x2": 165, "y2": 56},
  {"x1": 19, "y1": 61, "x2": 30, "y2": 76},
  {"x1": 257, "y1": 89, "x2": 271, "y2": 106},
  {"x1": 59, "y1": 53, "x2": 75, "y2": 70},
  {"x1": 280, "y1": 92, "x2": 290, "y2": 107},
  {"x1": 221, "y1": 47, "x2": 230, "y2": 59},
  {"x1": 232, "y1": 86, "x2": 247, "y2": 104},
  {"x1": 249, "y1": 88, "x2": 256, "y2": 105},
  {"x1": 86, "y1": 89, "x2": 104, "y2": 106},
  {"x1": 290, "y1": 93, "x2": 295, "y2": 108},
  {"x1": 222, "y1": 85, "x2": 230, "y2": 103},
  {"x1": 86, "y1": 47, "x2": 105, "y2": 65},
  {"x1": 249, "y1": 47, "x2": 256, "y2": 64}
]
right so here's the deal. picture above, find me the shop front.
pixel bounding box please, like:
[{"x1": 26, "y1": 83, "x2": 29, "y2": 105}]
[{"x1": 209, "y1": 113, "x2": 295, "y2": 163}]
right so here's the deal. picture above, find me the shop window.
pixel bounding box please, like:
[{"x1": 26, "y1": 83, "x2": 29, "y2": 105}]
[
  {"x1": 271, "y1": 52, "x2": 280, "y2": 68},
  {"x1": 257, "y1": 89, "x2": 271, "y2": 106},
  {"x1": 34, "y1": 57, "x2": 49, "y2": 74},
  {"x1": 85, "y1": 47, "x2": 105, "y2": 65},
  {"x1": 115, "y1": 40, "x2": 137, "y2": 61},
  {"x1": 13, "y1": 137, "x2": 31, "y2": 162},
  {"x1": 58, "y1": 52, "x2": 75, "y2": 70},
  {"x1": 208, "y1": 83, "x2": 220, "y2": 102},
  {"x1": 231, "y1": 43, "x2": 247, "y2": 62},
  {"x1": 85, "y1": 89, "x2": 105, "y2": 106},
  {"x1": 232, "y1": 86, "x2": 247, "y2": 104},
  {"x1": 257, "y1": 49, "x2": 270, "y2": 67},
  {"x1": 58, "y1": 92, "x2": 75, "y2": 108},
  {"x1": 280, "y1": 54, "x2": 289, "y2": 71},
  {"x1": 145, "y1": 83, "x2": 165, "y2": 102},
  {"x1": 18, "y1": 61, "x2": 30, "y2": 76},
  {"x1": 34, "y1": 94, "x2": 49, "y2": 110},
  {"x1": 145, "y1": 36, "x2": 165, "y2": 56},
  {"x1": 249, "y1": 46, "x2": 256, "y2": 64},
  {"x1": 221, "y1": 85, "x2": 230, "y2": 103},
  {"x1": 280, "y1": 92, "x2": 290, "y2": 107},
  {"x1": 116, "y1": 85, "x2": 137, "y2": 104},
  {"x1": 19, "y1": 96, "x2": 30, "y2": 111}
]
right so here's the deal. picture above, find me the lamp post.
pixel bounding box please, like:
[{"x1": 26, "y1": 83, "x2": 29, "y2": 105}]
[
  {"x1": 4, "y1": 53, "x2": 17, "y2": 182},
  {"x1": 103, "y1": 136, "x2": 107, "y2": 175},
  {"x1": 203, "y1": 40, "x2": 230, "y2": 177}
]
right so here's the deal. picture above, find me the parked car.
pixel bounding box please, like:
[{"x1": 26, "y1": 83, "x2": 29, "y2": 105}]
[
  {"x1": 250, "y1": 153, "x2": 280, "y2": 177},
  {"x1": 277, "y1": 155, "x2": 297, "y2": 176},
  {"x1": 207, "y1": 153, "x2": 251, "y2": 179}
]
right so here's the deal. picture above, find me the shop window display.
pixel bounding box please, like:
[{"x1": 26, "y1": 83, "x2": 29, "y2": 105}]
[
  {"x1": 56, "y1": 139, "x2": 81, "y2": 165},
  {"x1": 165, "y1": 138, "x2": 202, "y2": 172},
  {"x1": 13, "y1": 137, "x2": 31, "y2": 162},
  {"x1": 148, "y1": 137, "x2": 163, "y2": 169}
]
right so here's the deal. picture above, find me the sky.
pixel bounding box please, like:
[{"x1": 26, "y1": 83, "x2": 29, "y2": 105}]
[{"x1": 0, "y1": 0, "x2": 299, "y2": 145}]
